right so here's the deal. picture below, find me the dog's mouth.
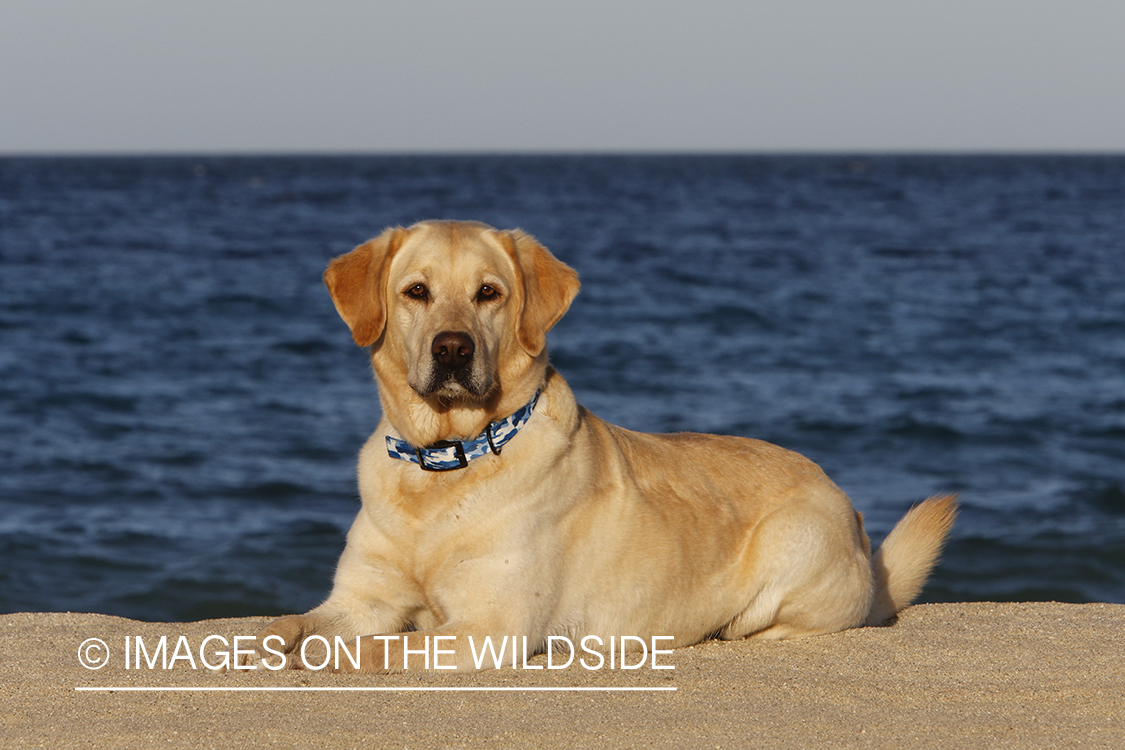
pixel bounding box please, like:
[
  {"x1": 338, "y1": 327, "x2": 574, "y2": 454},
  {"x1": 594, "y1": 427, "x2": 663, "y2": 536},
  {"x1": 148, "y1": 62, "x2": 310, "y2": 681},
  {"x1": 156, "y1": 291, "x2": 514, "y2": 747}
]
[{"x1": 416, "y1": 367, "x2": 494, "y2": 400}]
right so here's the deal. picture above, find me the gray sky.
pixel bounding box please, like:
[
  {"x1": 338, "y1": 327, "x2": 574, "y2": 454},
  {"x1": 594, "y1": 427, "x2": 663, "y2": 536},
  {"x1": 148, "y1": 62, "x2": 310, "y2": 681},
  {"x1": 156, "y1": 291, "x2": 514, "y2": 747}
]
[{"x1": 3, "y1": 0, "x2": 1123, "y2": 153}]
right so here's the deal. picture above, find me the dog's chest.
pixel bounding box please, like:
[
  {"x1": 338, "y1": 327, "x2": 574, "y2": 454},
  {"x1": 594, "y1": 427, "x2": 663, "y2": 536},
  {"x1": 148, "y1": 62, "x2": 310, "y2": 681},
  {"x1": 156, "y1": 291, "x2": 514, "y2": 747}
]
[{"x1": 366, "y1": 459, "x2": 550, "y2": 575}]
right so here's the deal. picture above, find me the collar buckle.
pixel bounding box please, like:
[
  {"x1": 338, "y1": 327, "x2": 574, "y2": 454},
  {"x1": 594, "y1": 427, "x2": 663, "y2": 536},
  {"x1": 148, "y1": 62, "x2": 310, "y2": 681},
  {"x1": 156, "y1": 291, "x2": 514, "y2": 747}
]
[{"x1": 416, "y1": 440, "x2": 468, "y2": 472}]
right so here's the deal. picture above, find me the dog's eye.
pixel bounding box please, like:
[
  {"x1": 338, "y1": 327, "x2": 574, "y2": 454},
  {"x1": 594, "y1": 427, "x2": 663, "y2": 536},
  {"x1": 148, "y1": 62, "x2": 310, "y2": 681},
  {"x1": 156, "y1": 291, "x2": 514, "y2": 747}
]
[
  {"x1": 404, "y1": 284, "x2": 429, "y2": 301},
  {"x1": 476, "y1": 285, "x2": 500, "y2": 302}
]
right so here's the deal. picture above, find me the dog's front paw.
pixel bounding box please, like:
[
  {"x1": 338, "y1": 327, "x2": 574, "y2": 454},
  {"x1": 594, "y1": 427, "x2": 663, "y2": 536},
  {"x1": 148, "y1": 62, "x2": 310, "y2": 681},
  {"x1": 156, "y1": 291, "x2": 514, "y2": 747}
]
[
  {"x1": 327, "y1": 636, "x2": 397, "y2": 674},
  {"x1": 236, "y1": 615, "x2": 315, "y2": 669},
  {"x1": 256, "y1": 615, "x2": 310, "y2": 653}
]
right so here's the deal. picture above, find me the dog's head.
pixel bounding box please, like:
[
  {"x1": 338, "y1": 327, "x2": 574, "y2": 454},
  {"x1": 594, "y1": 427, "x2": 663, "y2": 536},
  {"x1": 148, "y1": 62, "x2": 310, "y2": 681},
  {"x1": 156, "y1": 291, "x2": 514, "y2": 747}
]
[{"x1": 324, "y1": 220, "x2": 579, "y2": 441}]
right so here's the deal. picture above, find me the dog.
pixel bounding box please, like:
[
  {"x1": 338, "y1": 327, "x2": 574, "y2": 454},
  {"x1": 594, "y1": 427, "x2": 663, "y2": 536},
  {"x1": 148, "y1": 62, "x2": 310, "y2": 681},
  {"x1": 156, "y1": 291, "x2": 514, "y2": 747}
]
[{"x1": 253, "y1": 219, "x2": 957, "y2": 672}]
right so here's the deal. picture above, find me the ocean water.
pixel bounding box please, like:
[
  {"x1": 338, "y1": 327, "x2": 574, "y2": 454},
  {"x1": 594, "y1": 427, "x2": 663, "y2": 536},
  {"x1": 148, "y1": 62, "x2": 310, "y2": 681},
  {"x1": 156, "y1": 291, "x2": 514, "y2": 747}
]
[{"x1": 1, "y1": 155, "x2": 1123, "y2": 622}]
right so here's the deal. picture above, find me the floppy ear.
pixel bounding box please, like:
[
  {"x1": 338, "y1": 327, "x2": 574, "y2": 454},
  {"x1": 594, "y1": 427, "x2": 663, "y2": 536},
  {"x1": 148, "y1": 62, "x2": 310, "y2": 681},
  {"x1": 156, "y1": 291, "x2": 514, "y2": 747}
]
[
  {"x1": 503, "y1": 230, "x2": 580, "y2": 357},
  {"x1": 323, "y1": 227, "x2": 404, "y2": 347}
]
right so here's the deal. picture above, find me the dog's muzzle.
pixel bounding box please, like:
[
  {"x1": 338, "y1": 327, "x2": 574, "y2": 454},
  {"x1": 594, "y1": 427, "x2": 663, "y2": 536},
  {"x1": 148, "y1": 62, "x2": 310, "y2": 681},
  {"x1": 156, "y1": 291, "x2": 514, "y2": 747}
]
[{"x1": 422, "y1": 331, "x2": 489, "y2": 397}]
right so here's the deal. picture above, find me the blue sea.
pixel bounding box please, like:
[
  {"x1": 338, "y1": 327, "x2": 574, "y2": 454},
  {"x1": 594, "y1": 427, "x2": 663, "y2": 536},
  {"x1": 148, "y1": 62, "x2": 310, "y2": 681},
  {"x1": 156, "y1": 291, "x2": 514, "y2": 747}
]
[{"x1": 1, "y1": 155, "x2": 1123, "y2": 622}]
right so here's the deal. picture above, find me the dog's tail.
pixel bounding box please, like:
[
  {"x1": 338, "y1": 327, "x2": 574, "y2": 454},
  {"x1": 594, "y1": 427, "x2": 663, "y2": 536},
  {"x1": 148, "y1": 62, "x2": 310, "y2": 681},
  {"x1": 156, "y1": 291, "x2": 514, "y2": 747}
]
[{"x1": 865, "y1": 494, "x2": 959, "y2": 626}]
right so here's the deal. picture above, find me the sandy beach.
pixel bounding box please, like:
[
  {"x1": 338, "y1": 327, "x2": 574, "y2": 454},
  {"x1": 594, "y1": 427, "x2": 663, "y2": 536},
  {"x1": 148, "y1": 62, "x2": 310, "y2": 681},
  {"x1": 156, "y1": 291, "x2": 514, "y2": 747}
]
[{"x1": 4, "y1": 602, "x2": 1121, "y2": 748}]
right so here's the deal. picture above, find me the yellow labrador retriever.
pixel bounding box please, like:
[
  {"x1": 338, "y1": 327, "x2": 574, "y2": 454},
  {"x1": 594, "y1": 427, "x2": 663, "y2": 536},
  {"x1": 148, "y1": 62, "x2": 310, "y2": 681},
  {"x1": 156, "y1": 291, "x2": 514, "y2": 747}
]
[{"x1": 255, "y1": 220, "x2": 956, "y2": 672}]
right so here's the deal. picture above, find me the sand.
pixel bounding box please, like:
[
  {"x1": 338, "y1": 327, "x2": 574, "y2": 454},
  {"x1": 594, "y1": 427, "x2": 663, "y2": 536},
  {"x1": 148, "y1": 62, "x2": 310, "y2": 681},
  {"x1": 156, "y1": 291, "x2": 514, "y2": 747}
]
[{"x1": 3, "y1": 602, "x2": 1122, "y2": 749}]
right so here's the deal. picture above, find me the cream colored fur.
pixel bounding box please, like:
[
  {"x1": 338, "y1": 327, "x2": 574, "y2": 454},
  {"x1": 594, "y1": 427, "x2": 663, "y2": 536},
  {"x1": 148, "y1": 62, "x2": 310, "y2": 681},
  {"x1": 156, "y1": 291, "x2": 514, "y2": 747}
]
[{"x1": 254, "y1": 220, "x2": 958, "y2": 672}]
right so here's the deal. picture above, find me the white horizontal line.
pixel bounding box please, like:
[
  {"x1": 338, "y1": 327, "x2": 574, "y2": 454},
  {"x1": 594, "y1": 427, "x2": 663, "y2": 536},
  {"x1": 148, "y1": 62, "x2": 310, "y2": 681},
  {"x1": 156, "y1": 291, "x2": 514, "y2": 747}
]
[{"x1": 76, "y1": 686, "x2": 676, "y2": 693}]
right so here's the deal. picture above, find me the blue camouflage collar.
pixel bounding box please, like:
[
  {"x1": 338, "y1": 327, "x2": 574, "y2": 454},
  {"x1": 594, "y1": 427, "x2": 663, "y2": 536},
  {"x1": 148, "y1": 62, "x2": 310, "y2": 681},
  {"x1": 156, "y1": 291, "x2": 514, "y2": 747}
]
[{"x1": 385, "y1": 390, "x2": 540, "y2": 471}]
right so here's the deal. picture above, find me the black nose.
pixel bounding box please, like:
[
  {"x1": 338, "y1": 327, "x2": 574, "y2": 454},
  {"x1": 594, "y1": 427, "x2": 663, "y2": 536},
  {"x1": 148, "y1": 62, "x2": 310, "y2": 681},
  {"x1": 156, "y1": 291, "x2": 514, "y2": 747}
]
[{"x1": 431, "y1": 331, "x2": 475, "y2": 368}]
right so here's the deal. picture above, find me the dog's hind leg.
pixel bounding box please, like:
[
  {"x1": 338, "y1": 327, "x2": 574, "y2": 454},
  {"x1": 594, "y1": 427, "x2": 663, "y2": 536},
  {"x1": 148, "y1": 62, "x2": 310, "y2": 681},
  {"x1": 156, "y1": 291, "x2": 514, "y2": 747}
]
[{"x1": 718, "y1": 494, "x2": 874, "y2": 641}]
